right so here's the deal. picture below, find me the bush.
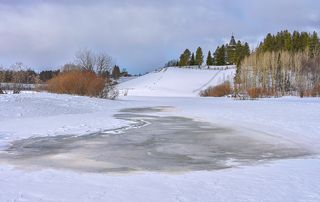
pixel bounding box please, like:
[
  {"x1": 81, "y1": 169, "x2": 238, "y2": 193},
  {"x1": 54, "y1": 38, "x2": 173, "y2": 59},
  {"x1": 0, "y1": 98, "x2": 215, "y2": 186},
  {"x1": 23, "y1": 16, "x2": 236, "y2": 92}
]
[
  {"x1": 200, "y1": 82, "x2": 232, "y2": 97},
  {"x1": 46, "y1": 70, "x2": 106, "y2": 97}
]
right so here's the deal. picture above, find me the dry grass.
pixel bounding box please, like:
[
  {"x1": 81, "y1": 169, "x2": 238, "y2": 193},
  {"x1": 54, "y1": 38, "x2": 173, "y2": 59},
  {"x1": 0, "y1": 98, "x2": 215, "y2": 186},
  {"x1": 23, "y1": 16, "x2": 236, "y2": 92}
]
[
  {"x1": 200, "y1": 82, "x2": 232, "y2": 97},
  {"x1": 311, "y1": 82, "x2": 320, "y2": 97},
  {"x1": 46, "y1": 70, "x2": 106, "y2": 97}
]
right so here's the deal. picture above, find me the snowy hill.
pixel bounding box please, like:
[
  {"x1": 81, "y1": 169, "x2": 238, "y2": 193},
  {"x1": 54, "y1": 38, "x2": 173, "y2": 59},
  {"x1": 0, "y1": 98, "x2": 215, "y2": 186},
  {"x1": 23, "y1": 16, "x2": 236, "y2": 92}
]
[{"x1": 118, "y1": 66, "x2": 236, "y2": 97}]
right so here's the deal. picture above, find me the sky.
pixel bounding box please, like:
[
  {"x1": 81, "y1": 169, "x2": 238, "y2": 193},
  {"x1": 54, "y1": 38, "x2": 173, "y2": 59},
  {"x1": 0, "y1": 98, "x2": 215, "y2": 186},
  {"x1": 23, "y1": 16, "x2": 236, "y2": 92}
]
[{"x1": 0, "y1": 0, "x2": 319, "y2": 74}]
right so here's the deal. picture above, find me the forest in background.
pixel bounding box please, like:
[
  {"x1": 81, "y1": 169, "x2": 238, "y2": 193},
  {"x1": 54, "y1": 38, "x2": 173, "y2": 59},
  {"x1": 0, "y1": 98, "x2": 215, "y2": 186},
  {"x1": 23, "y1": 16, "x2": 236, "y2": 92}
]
[{"x1": 238, "y1": 30, "x2": 320, "y2": 98}]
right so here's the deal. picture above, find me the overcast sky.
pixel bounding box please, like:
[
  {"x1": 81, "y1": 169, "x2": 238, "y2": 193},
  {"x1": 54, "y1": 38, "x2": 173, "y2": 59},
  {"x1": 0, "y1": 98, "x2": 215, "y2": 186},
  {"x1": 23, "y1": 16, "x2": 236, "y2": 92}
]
[{"x1": 0, "y1": 0, "x2": 319, "y2": 73}]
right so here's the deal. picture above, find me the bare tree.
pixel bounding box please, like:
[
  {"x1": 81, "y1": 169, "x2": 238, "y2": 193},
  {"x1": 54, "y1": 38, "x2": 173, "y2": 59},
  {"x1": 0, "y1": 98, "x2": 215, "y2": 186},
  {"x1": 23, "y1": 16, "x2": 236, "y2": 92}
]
[
  {"x1": 96, "y1": 52, "x2": 112, "y2": 77},
  {"x1": 75, "y1": 49, "x2": 95, "y2": 72},
  {"x1": 0, "y1": 66, "x2": 6, "y2": 94},
  {"x1": 11, "y1": 62, "x2": 26, "y2": 94},
  {"x1": 75, "y1": 49, "x2": 113, "y2": 77},
  {"x1": 62, "y1": 63, "x2": 81, "y2": 72}
]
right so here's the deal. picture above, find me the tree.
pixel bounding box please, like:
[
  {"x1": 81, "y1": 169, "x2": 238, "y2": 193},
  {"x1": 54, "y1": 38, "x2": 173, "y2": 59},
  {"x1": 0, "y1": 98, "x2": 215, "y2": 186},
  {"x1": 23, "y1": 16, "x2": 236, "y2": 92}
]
[
  {"x1": 75, "y1": 49, "x2": 112, "y2": 76},
  {"x1": 243, "y1": 42, "x2": 250, "y2": 56},
  {"x1": 206, "y1": 51, "x2": 213, "y2": 66},
  {"x1": 309, "y1": 31, "x2": 320, "y2": 58},
  {"x1": 76, "y1": 49, "x2": 95, "y2": 72},
  {"x1": 0, "y1": 67, "x2": 5, "y2": 94},
  {"x1": 164, "y1": 60, "x2": 179, "y2": 67},
  {"x1": 39, "y1": 70, "x2": 60, "y2": 82},
  {"x1": 62, "y1": 63, "x2": 81, "y2": 72},
  {"x1": 215, "y1": 45, "x2": 226, "y2": 65},
  {"x1": 179, "y1": 49, "x2": 191, "y2": 66},
  {"x1": 195, "y1": 47, "x2": 204, "y2": 67},
  {"x1": 112, "y1": 65, "x2": 121, "y2": 80},
  {"x1": 96, "y1": 53, "x2": 112, "y2": 78},
  {"x1": 275, "y1": 52, "x2": 283, "y2": 95},
  {"x1": 190, "y1": 53, "x2": 195, "y2": 66}
]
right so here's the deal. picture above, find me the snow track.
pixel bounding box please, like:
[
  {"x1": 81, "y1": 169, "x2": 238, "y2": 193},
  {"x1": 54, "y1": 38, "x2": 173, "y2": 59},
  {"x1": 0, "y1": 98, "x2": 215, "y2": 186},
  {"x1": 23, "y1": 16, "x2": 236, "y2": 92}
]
[{"x1": 192, "y1": 69, "x2": 222, "y2": 93}]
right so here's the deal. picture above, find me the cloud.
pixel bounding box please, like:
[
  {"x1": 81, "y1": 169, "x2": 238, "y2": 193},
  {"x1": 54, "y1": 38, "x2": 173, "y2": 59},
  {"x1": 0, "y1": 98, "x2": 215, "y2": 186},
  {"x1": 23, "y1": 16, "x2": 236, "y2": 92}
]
[{"x1": 0, "y1": 0, "x2": 319, "y2": 73}]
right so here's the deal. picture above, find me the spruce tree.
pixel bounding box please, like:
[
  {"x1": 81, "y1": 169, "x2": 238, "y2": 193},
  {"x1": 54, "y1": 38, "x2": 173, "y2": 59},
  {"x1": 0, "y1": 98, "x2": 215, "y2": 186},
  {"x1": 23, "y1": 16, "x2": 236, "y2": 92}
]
[
  {"x1": 206, "y1": 51, "x2": 213, "y2": 66},
  {"x1": 309, "y1": 31, "x2": 320, "y2": 57},
  {"x1": 215, "y1": 45, "x2": 226, "y2": 65},
  {"x1": 190, "y1": 53, "x2": 195, "y2": 66},
  {"x1": 195, "y1": 47, "x2": 204, "y2": 67},
  {"x1": 244, "y1": 42, "x2": 250, "y2": 56}
]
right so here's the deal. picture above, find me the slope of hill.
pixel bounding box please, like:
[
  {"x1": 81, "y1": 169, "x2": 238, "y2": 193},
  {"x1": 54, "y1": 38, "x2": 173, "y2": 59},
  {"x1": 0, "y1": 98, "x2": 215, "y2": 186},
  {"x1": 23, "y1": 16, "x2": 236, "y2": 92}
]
[{"x1": 118, "y1": 66, "x2": 236, "y2": 97}]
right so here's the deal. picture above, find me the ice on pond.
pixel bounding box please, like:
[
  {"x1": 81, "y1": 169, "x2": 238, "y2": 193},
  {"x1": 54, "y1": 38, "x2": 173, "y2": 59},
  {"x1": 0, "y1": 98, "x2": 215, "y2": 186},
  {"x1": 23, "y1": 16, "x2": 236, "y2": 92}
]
[{"x1": 0, "y1": 107, "x2": 311, "y2": 173}]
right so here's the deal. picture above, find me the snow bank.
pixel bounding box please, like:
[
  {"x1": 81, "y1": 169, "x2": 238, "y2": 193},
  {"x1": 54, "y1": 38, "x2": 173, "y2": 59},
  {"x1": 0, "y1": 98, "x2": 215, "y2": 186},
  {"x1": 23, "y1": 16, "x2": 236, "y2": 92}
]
[
  {"x1": 118, "y1": 66, "x2": 236, "y2": 97},
  {"x1": 0, "y1": 92, "x2": 133, "y2": 150}
]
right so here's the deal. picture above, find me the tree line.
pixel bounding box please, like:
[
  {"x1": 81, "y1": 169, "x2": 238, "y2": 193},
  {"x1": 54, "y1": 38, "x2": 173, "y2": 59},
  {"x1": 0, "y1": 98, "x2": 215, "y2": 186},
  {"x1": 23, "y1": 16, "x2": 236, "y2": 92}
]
[
  {"x1": 168, "y1": 36, "x2": 250, "y2": 67},
  {"x1": 0, "y1": 64, "x2": 59, "y2": 84},
  {"x1": 238, "y1": 30, "x2": 320, "y2": 98},
  {"x1": 0, "y1": 49, "x2": 128, "y2": 97}
]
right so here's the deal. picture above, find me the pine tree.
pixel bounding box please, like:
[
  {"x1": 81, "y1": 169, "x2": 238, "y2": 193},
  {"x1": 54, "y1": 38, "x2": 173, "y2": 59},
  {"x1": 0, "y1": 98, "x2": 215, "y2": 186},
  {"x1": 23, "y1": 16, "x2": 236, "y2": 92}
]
[
  {"x1": 206, "y1": 51, "x2": 213, "y2": 66},
  {"x1": 179, "y1": 49, "x2": 191, "y2": 66},
  {"x1": 195, "y1": 47, "x2": 204, "y2": 67},
  {"x1": 190, "y1": 53, "x2": 195, "y2": 66},
  {"x1": 215, "y1": 45, "x2": 226, "y2": 65},
  {"x1": 244, "y1": 42, "x2": 250, "y2": 56},
  {"x1": 309, "y1": 31, "x2": 320, "y2": 57}
]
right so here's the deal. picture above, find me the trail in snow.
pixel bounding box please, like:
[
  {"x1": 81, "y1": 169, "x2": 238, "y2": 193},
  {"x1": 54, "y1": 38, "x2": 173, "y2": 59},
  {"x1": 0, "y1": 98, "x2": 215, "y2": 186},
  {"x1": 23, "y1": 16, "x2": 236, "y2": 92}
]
[{"x1": 192, "y1": 69, "x2": 222, "y2": 93}]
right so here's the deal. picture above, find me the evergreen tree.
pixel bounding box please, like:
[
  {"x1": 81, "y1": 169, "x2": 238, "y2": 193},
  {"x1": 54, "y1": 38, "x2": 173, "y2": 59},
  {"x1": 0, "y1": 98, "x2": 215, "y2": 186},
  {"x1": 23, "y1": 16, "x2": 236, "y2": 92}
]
[
  {"x1": 309, "y1": 31, "x2": 320, "y2": 57},
  {"x1": 244, "y1": 42, "x2": 250, "y2": 56},
  {"x1": 112, "y1": 65, "x2": 121, "y2": 79},
  {"x1": 190, "y1": 53, "x2": 195, "y2": 65},
  {"x1": 195, "y1": 47, "x2": 204, "y2": 67},
  {"x1": 206, "y1": 51, "x2": 213, "y2": 66},
  {"x1": 215, "y1": 45, "x2": 226, "y2": 65},
  {"x1": 179, "y1": 49, "x2": 191, "y2": 66},
  {"x1": 283, "y1": 30, "x2": 292, "y2": 51}
]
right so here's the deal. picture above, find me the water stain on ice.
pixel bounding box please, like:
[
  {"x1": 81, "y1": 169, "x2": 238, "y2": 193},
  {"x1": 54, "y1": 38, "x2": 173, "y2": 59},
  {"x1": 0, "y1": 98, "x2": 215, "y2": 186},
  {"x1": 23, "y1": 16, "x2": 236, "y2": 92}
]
[{"x1": 0, "y1": 107, "x2": 312, "y2": 173}]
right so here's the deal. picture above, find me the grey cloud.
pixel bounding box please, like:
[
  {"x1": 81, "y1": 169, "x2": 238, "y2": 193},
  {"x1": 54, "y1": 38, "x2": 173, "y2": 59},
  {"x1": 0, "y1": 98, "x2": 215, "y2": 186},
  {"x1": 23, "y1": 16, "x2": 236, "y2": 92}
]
[{"x1": 0, "y1": 0, "x2": 319, "y2": 73}]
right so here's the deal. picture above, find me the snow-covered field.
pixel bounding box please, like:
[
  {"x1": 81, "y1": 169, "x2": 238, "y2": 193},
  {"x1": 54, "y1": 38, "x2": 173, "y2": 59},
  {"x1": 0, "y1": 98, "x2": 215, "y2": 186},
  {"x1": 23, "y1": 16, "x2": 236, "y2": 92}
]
[
  {"x1": 1, "y1": 91, "x2": 320, "y2": 202},
  {"x1": 1, "y1": 68, "x2": 320, "y2": 202}
]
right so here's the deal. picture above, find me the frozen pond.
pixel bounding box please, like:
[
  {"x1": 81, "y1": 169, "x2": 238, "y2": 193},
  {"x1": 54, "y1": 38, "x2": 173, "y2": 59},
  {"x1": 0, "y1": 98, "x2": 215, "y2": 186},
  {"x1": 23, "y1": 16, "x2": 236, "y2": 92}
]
[{"x1": 0, "y1": 107, "x2": 311, "y2": 173}]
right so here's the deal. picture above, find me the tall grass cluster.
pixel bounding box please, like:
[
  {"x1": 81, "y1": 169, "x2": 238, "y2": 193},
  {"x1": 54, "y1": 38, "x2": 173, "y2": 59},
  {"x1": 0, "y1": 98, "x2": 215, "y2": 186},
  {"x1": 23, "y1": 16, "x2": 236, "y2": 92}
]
[{"x1": 200, "y1": 82, "x2": 232, "y2": 97}]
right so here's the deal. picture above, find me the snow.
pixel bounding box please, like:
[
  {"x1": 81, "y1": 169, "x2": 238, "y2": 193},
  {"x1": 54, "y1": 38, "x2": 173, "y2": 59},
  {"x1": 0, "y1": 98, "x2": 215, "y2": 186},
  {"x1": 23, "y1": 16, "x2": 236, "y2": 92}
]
[
  {"x1": 0, "y1": 92, "x2": 129, "y2": 150},
  {"x1": 118, "y1": 66, "x2": 236, "y2": 97},
  {"x1": 1, "y1": 158, "x2": 320, "y2": 202},
  {"x1": 1, "y1": 67, "x2": 320, "y2": 202}
]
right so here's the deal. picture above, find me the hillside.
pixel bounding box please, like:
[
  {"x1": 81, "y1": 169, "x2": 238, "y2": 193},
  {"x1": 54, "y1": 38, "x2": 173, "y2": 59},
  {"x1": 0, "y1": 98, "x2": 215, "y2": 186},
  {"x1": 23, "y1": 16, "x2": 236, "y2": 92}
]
[{"x1": 118, "y1": 66, "x2": 236, "y2": 97}]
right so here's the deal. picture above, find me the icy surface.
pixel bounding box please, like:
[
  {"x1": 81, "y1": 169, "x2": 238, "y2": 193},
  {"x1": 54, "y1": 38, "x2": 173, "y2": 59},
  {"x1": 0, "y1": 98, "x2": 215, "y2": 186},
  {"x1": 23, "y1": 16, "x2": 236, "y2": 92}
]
[{"x1": 1, "y1": 107, "x2": 310, "y2": 173}]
